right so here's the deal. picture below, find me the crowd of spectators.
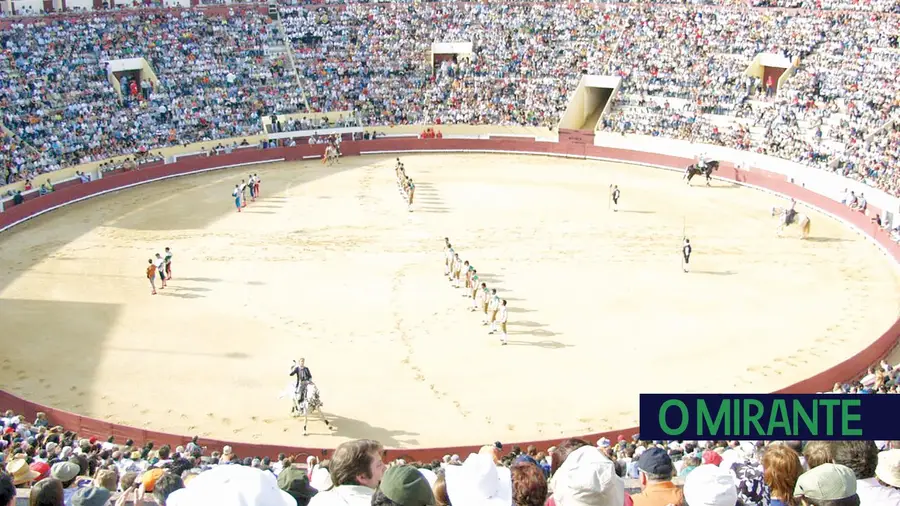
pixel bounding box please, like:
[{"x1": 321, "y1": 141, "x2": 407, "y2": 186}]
[
  {"x1": 5, "y1": 409, "x2": 900, "y2": 506},
  {"x1": 1, "y1": 1, "x2": 900, "y2": 199}
]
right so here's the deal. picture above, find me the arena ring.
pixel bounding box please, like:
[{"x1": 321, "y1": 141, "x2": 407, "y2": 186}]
[{"x1": 1, "y1": 136, "x2": 899, "y2": 462}]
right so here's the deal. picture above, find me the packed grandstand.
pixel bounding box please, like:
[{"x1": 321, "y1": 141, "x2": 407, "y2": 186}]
[{"x1": 3, "y1": 0, "x2": 900, "y2": 504}]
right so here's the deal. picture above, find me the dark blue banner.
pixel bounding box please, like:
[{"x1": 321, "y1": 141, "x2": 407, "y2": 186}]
[{"x1": 639, "y1": 394, "x2": 900, "y2": 440}]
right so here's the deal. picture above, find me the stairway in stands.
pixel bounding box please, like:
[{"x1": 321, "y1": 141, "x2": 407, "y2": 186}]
[{"x1": 267, "y1": 0, "x2": 311, "y2": 113}]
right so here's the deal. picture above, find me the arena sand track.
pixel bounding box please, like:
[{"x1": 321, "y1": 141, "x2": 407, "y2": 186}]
[{"x1": 1, "y1": 153, "x2": 898, "y2": 449}]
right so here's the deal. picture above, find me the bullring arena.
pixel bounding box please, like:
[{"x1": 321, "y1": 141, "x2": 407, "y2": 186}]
[{"x1": 2, "y1": 141, "x2": 900, "y2": 456}]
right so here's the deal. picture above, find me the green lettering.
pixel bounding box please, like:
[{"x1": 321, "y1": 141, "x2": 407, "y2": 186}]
[
  {"x1": 792, "y1": 399, "x2": 817, "y2": 436},
  {"x1": 768, "y1": 399, "x2": 792, "y2": 436},
  {"x1": 841, "y1": 399, "x2": 862, "y2": 436},
  {"x1": 819, "y1": 399, "x2": 841, "y2": 435},
  {"x1": 698, "y1": 399, "x2": 730, "y2": 437},
  {"x1": 659, "y1": 400, "x2": 689, "y2": 436},
  {"x1": 743, "y1": 399, "x2": 765, "y2": 436}
]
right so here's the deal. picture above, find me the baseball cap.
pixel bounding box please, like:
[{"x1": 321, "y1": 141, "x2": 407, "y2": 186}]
[
  {"x1": 276, "y1": 467, "x2": 317, "y2": 503},
  {"x1": 637, "y1": 448, "x2": 674, "y2": 477},
  {"x1": 794, "y1": 464, "x2": 857, "y2": 501},
  {"x1": 51, "y1": 461, "x2": 80, "y2": 482},
  {"x1": 379, "y1": 465, "x2": 435, "y2": 506}
]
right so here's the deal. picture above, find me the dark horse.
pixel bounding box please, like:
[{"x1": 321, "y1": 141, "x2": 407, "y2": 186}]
[{"x1": 683, "y1": 161, "x2": 720, "y2": 186}]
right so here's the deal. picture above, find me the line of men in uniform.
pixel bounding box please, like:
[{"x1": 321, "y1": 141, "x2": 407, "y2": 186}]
[
  {"x1": 443, "y1": 238, "x2": 509, "y2": 345},
  {"x1": 395, "y1": 159, "x2": 415, "y2": 212},
  {"x1": 232, "y1": 174, "x2": 262, "y2": 212}
]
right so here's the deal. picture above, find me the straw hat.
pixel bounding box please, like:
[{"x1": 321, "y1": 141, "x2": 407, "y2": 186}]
[{"x1": 6, "y1": 459, "x2": 41, "y2": 485}]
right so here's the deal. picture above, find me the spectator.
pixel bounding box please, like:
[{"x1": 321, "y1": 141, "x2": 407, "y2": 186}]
[
  {"x1": 308, "y1": 439, "x2": 385, "y2": 506},
  {"x1": 510, "y1": 461, "x2": 547, "y2": 506},
  {"x1": 165, "y1": 465, "x2": 295, "y2": 506},
  {"x1": 631, "y1": 448, "x2": 682, "y2": 506},
  {"x1": 763, "y1": 444, "x2": 804, "y2": 506},
  {"x1": 804, "y1": 443, "x2": 835, "y2": 470},
  {"x1": 152, "y1": 474, "x2": 184, "y2": 506},
  {"x1": 551, "y1": 439, "x2": 591, "y2": 476},
  {"x1": 833, "y1": 441, "x2": 900, "y2": 506},
  {"x1": 0, "y1": 474, "x2": 15, "y2": 506},
  {"x1": 683, "y1": 464, "x2": 738, "y2": 506},
  {"x1": 30, "y1": 479, "x2": 65, "y2": 506},
  {"x1": 444, "y1": 453, "x2": 512, "y2": 506},
  {"x1": 372, "y1": 465, "x2": 435, "y2": 506},
  {"x1": 8, "y1": 458, "x2": 41, "y2": 487},
  {"x1": 876, "y1": 450, "x2": 900, "y2": 491},
  {"x1": 548, "y1": 446, "x2": 624, "y2": 506},
  {"x1": 277, "y1": 467, "x2": 318, "y2": 506},
  {"x1": 87, "y1": 470, "x2": 113, "y2": 494},
  {"x1": 432, "y1": 472, "x2": 450, "y2": 506},
  {"x1": 793, "y1": 464, "x2": 861, "y2": 506},
  {"x1": 70, "y1": 488, "x2": 109, "y2": 506}
]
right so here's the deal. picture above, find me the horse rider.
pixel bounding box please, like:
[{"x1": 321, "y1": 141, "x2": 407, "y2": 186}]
[
  {"x1": 290, "y1": 358, "x2": 313, "y2": 403},
  {"x1": 785, "y1": 198, "x2": 797, "y2": 226},
  {"x1": 697, "y1": 152, "x2": 709, "y2": 172}
]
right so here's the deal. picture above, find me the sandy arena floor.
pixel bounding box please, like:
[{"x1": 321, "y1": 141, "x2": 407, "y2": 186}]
[{"x1": 1, "y1": 153, "x2": 899, "y2": 449}]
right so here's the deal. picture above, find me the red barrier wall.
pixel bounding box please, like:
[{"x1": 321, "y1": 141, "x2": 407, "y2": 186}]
[{"x1": 2, "y1": 138, "x2": 898, "y2": 462}]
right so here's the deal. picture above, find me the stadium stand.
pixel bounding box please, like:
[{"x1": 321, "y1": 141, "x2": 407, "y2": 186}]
[{"x1": 3, "y1": 1, "x2": 900, "y2": 504}]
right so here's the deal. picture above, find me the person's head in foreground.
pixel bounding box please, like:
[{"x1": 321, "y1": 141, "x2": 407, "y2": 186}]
[
  {"x1": 329, "y1": 439, "x2": 386, "y2": 490},
  {"x1": 763, "y1": 443, "x2": 803, "y2": 506},
  {"x1": 165, "y1": 465, "x2": 295, "y2": 506},
  {"x1": 0, "y1": 474, "x2": 15, "y2": 506},
  {"x1": 277, "y1": 467, "x2": 318, "y2": 506},
  {"x1": 804, "y1": 442, "x2": 834, "y2": 471},
  {"x1": 511, "y1": 461, "x2": 547, "y2": 506},
  {"x1": 28, "y1": 478, "x2": 65, "y2": 506},
  {"x1": 793, "y1": 464, "x2": 860, "y2": 506},
  {"x1": 70, "y1": 487, "x2": 111, "y2": 506},
  {"x1": 637, "y1": 447, "x2": 675, "y2": 486},
  {"x1": 549, "y1": 445, "x2": 625, "y2": 506},
  {"x1": 371, "y1": 465, "x2": 435, "y2": 506},
  {"x1": 445, "y1": 453, "x2": 513, "y2": 506},
  {"x1": 683, "y1": 464, "x2": 738, "y2": 506}
]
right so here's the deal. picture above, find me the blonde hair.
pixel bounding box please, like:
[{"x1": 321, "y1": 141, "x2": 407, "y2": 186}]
[{"x1": 803, "y1": 442, "x2": 834, "y2": 470}]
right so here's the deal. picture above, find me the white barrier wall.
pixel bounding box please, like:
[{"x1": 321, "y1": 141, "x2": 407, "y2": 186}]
[{"x1": 594, "y1": 132, "x2": 900, "y2": 217}]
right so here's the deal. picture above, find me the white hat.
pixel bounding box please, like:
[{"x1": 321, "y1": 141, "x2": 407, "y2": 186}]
[
  {"x1": 683, "y1": 465, "x2": 738, "y2": 506},
  {"x1": 445, "y1": 453, "x2": 512, "y2": 506},
  {"x1": 166, "y1": 465, "x2": 294, "y2": 506},
  {"x1": 550, "y1": 446, "x2": 624, "y2": 506},
  {"x1": 597, "y1": 438, "x2": 611, "y2": 448},
  {"x1": 222, "y1": 446, "x2": 233, "y2": 455},
  {"x1": 309, "y1": 466, "x2": 333, "y2": 492},
  {"x1": 876, "y1": 450, "x2": 900, "y2": 488},
  {"x1": 719, "y1": 449, "x2": 742, "y2": 470},
  {"x1": 418, "y1": 468, "x2": 438, "y2": 489}
]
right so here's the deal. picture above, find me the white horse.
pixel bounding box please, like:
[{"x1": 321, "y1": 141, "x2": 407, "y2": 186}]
[
  {"x1": 291, "y1": 382, "x2": 334, "y2": 436},
  {"x1": 771, "y1": 206, "x2": 811, "y2": 239},
  {"x1": 323, "y1": 146, "x2": 340, "y2": 166}
]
